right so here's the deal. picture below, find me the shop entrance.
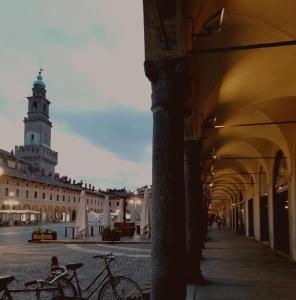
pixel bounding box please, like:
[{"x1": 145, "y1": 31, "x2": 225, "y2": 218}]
[
  {"x1": 273, "y1": 151, "x2": 290, "y2": 254},
  {"x1": 260, "y1": 195, "x2": 269, "y2": 242},
  {"x1": 248, "y1": 199, "x2": 254, "y2": 237}
]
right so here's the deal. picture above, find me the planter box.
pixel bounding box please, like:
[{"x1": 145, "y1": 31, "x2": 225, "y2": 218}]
[
  {"x1": 32, "y1": 233, "x2": 57, "y2": 241},
  {"x1": 101, "y1": 232, "x2": 120, "y2": 241},
  {"x1": 114, "y1": 222, "x2": 135, "y2": 237}
]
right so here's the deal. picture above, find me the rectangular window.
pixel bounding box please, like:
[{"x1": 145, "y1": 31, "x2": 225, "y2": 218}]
[{"x1": 7, "y1": 160, "x2": 16, "y2": 169}]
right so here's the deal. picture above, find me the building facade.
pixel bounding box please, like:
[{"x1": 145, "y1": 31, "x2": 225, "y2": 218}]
[
  {"x1": 0, "y1": 71, "x2": 134, "y2": 224},
  {"x1": 15, "y1": 70, "x2": 57, "y2": 176},
  {"x1": 142, "y1": 1, "x2": 296, "y2": 298}
]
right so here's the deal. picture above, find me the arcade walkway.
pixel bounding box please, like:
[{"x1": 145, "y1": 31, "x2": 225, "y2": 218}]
[{"x1": 197, "y1": 230, "x2": 296, "y2": 300}]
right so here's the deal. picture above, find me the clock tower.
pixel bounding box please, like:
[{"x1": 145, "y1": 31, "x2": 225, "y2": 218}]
[{"x1": 15, "y1": 70, "x2": 58, "y2": 176}]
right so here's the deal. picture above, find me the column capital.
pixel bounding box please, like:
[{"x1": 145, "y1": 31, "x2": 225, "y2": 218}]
[{"x1": 144, "y1": 57, "x2": 190, "y2": 112}]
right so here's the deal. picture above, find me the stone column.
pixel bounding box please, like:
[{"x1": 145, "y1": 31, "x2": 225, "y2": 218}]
[
  {"x1": 184, "y1": 140, "x2": 205, "y2": 284},
  {"x1": 145, "y1": 57, "x2": 188, "y2": 300}
]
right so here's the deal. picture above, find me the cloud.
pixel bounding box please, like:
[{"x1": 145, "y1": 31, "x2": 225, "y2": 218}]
[
  {"x1": 0, "y1": 0, "x2": 150, "y2": 111},
  {"x1": 0, "y1": 0, "x2": 152, "y2": 189},
  {"x1": 0, "y1": 117, "x2": 23, "y2": 152},
  {"x1": 0, "y1": 116, "x2": 151, "y2": 190},
  {"x1": 53, "y1": 123, "x2": 152, "y2": 190},
  {"x1": 54, "y1": 107, "x2": 152, "y2": 162}
]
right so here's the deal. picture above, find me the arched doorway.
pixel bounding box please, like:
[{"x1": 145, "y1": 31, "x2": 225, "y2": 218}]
[
  {"x1": 248, "y1": 198, "x2": 254, "y2": 237},
  {"x1": 72, "y1": 209, "x2": 76, "y2": 221},
  {"x1": 259, "y1": 167, "x2": 269, "y2": 242},
  {"x1": 55, "y1": 206, "x2": 60, "y2": 221},
  {"x1": 273, "y1": 151, "x2": 290, "y2": 254}
]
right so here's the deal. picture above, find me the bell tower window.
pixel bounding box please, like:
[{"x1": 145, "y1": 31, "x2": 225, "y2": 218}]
[
  {"x1": 33, "y1": 101, "x2": 37, "y2": 111},
  {"x1": 31, "y1": 134, "x2": 34, "y2": 141}
]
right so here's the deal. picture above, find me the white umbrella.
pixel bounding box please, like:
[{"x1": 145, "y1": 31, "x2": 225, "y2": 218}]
[
  {"x1": 140, "y1": 188, "x2": 151, "y2": 238},
  {"x1": 75, "y1": 191, "x2": 88, "y2": 239},
  {"x1": 102, "y1": 195, "x2": 111, "y2": 227},
  {"x1": 117, "y1": 199, "x2": 124, "y2": 223}
]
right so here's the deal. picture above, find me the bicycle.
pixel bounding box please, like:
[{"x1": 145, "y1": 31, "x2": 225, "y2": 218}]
[
  {"x1": 65, "y1": 253, "x2": 144, "y2": 299},
  {"x1": 0, "y1": 266, "x2": 76, "y2": 300}
]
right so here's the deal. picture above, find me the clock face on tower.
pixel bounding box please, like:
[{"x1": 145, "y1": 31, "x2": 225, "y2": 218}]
[{"x1": 25, "y1": 132, "x2": 40, "y2": 145}]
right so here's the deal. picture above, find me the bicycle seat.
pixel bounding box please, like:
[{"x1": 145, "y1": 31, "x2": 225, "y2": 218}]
[
  {"x1": 66, "y1": 263, "x2": 83, "y2": 270},
  {"x1": 0, "y1": 276, "x2": 15, "y2": 291}
]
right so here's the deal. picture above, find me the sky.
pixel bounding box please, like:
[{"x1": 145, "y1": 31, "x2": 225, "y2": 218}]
[{"x1": 0, "y1": 0, "x2": 152, "y2": 190}]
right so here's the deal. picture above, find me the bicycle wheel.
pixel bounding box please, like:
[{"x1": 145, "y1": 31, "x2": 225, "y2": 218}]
[
  {"x1": 35, "y1": 279, "x2": 76, "y2": 300},
  {"x1": 59, "y1": 279, "x2": 77, "y2": 297},
  {"x1": 36, "y1": 288, "x2": 57, "y2": 300},
  {"x1": 1, "y1": 292, "x2": 13, "y2": 300},
  {"x1": 98, "y1": 276, "x2": 143, "y2": 300}
]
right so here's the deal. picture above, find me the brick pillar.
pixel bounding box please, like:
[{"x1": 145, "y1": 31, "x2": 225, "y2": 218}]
[{"x1": 145, "y1": 57, "x2": 188, "y2": 300}]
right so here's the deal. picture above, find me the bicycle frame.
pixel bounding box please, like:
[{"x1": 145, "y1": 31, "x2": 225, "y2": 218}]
[
  {"x1": 1, "y1": 266, "x2": 67, "y2": 300},
  {"x1": 68, "y1": 260, "x2": 115, "y2": 299},
  {"x1": 1, "y1": 285, "x2": 58, "y2": 300}
]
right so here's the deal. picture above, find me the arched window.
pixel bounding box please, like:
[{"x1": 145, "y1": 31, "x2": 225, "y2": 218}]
[
  {"x1": 42, "y1": 193, "x2": 45, "y2": 199},
  {"x1": 33, "y1": 101, "x2": 38, "y2": 110},
  {"x1": 34, "y1": 191, "x2": 38, "y2": 198},
  {"x1": 4, "y1": 188, "x2": 8, "y2": 196},
  {"x1": 25, "y1": 190, "x2": 29, "y2": 198}
]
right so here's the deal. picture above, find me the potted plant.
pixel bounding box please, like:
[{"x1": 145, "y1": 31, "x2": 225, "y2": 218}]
[
  {"x1": 101, "y1": 227, "x2": 121, "y2": 241},
  {"x1": 114, "y1": 222, "x2": 135, "y2": 237},
  {"x1": 32, "y1": 227, "x2": 57, "y2": 241}
]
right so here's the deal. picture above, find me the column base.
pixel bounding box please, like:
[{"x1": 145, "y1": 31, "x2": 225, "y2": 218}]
[
  {"x1": 187, "y1": 273, "x2": 207, "y2": 286},
  {"x1": 195, "y1": 274, "x2": 207, "y2": 286}
]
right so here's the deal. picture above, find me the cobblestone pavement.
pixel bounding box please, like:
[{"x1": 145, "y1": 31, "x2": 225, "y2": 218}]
[
  {"x1": 0, "y1": 242, "x2": 151, "y2": 299},
  {"x1": 3, "y1": 230, "x2": 296, "y2": 299}
]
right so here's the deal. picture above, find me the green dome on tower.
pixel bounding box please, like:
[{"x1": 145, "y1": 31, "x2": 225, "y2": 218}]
[{"x1": 33, "y1": 69, "x2": 46, "y2": 88}]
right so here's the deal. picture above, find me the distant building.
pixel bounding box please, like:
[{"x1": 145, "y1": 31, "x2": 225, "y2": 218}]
[
  {"x1": 15, "y1": 70, "x2": 58, "y2": 176},
  {"x1": 0, "y1": 71, "x2": 137, "y2": 224}
]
